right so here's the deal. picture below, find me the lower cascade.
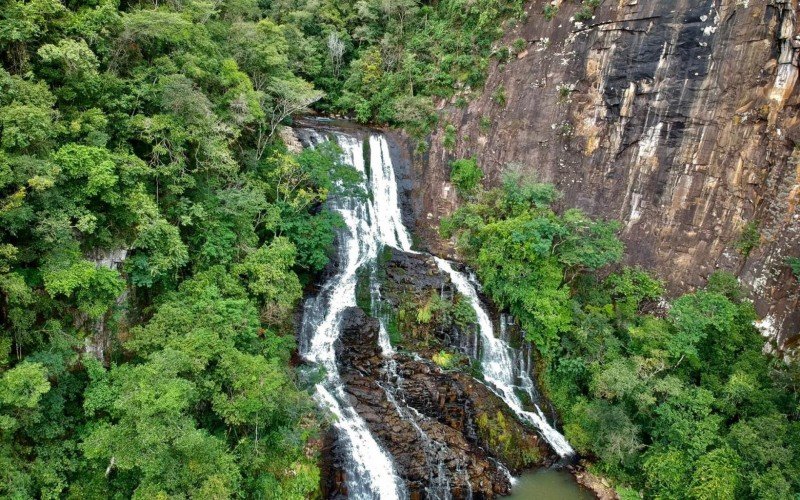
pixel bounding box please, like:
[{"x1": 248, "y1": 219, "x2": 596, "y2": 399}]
[
  {"x1": 433, "y1": 259, "x2": 575, "y2": 458},
  {"x1": 298, "y1": 123, "x2": 573, "y2": 497}
]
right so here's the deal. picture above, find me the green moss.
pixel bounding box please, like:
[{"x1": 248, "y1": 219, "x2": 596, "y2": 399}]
[
  {"x1": 386, "y1": 311, "x2": 404, "y2": 346},
  {"x1": 469, "y1": 358, "x2": 484, "y2": 379},
  {"x1": 476, "y1": 410, "x2": 541, "y2": 468},
  {"x1": 355, "y1": 267, "x2": 372, "y2": 314},
  {"x1": 379, "y1": 245, "x2": 394, "y2": 268}
]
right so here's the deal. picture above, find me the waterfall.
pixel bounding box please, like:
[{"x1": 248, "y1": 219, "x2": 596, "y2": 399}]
[
  {"x1": 368, "y1": 135, "x2": 413, "y2": 252},
  {"x1": 299, "y1": 132, "x2": 412, "y2": 499},
  {"x1": 433, "y1": 258, "x2": 575, "y2": 458},
  {"x1": 298, "y1": 122, "x2": 572, "y2": 498},
  {"x1": 361, "y1": 135, "x2": 458, "y2": 498},
  {"x1": 502, "y1": 314, "x2": 562, "y2": 435}
]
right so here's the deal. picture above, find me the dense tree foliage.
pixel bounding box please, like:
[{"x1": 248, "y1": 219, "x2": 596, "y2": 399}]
[
  {"x1": 441, "y1": 173, "x2": 623, "y2": 353},
  {"x1": 266, "y1": 0, "x2": 527, "y2": 134},
  {"x1": 0, "y1": 0, "x2": 369, "y2": 496},
  {"x1": 449, "y1": 157, "x2": 483, "y2": 197},
  {"x1": 0, "y1": 0, "x2": 530, "y2": 494},
  {"x1": 3, "y1": 0, "x2": 796, "y2": 497},
  {"x1": 442, "y1": 173, "x2": 800, "y2": 499}
]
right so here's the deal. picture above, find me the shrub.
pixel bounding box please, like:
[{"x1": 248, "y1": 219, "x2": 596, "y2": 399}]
[
  {"x1": 452, "y1": 295, "x2": 477, "y2": 328},
  {"x1": 574, "y1": 7, "x2": 593, "y2": 21},
  {"x1": 558, "y1": 121, "x2": 574, "y2": 137},
  {"x1": 492, "y1": 85, "x2": 507, "y2": 107},
  {"x1": 557, "y1": 83, "x2": 574, "y2": 103},
  {"x1": 495, "y1": 46, "x2": 510, "y2": 63},
  {"x1": 432, "y1": 350, "x2": 459, "y2": 369},
  {"x1": 512, "y1": 38, "x2": 527, "y2": 54},
  {"x1": 443, "y1": 123, "x2": 457, "y2": 150},
  {"x1": 575, "y1": 0, "x2": 600, "y2": 22},
  {"x1": 736, "y1": 221, "x2": 760, "y2": 257},
  {"x1": 449, "y1": 157, "x2": 484, "y2": 196}
]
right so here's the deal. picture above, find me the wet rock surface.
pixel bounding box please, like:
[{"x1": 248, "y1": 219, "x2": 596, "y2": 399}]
[
  {"x1": 318, "y1": 246, "x2": 556, "y2": 498},
  {"x1": 379, "y1": 247, "x2": 484, "y2": 357},
  {"x1": 329, "y1": 304, "x2": 548, "y2": 499}
]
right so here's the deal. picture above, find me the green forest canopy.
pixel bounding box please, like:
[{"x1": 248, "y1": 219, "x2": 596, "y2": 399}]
[
  {"x1": 0, "y1": 0, "x2": 797, "y2": 498},
  {"x1": 0, "y1": 0, "x2": 378, "y2": 495}
]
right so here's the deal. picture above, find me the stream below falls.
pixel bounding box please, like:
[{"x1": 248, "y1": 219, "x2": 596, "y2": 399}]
[{"x1": 296, "y1": 120, "x2": 581, "y2": 499}]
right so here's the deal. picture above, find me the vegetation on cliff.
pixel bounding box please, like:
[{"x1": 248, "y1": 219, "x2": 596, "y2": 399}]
[
  {"x1": 442, "y1": 174, "x2": 800, "y2": 499},
  {"x1": 265, "y1": 0, "x2": 528, "y2": 135}
]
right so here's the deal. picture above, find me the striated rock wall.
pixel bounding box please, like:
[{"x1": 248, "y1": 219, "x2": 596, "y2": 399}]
[{"x1": 412, "y1": 0, "x2": 800, "y2": 348}]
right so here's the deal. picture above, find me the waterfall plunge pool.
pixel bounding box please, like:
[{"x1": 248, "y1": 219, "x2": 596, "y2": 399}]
[{"x1": 508, "y1": 468, "x2": 594, "y2": 499}]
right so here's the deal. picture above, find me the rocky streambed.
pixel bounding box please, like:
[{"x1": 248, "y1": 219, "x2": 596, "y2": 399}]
[{"x1": 321, "y1": 248, "x2": 564, "y2": 498}]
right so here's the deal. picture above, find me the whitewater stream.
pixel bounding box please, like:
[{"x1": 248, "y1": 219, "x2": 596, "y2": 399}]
[
  {"x1": 433, "y1": 259, "x2": 575, "y2": 458},
  {"x1": 298, "y1": 123, "x2": 573, "y2": 497}
]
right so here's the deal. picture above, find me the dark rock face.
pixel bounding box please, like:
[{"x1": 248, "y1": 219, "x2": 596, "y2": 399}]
[
  {"x1": 412, "y1": 0, "x2": 800, "y2": 349},
  {"x1": 379, "y1": 248, "x2": 484, "y2": 358},
  {"x1": 331, "y1": 304, "x2": 548, "y2": 498}
]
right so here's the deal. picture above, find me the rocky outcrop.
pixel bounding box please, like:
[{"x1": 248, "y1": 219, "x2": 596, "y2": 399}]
[
  {"x1": 328, "y1": 305, "x2": 549, "y2": 498},
  {"x1": 572, "y1": 462, "x2": 619, "y2": 500},
  {"x1": 377, "y1": 248, "x2": 484, "y2": 358},
  {"x1": 411, "y1": 0, "x2": 800, "y2": 349},
  {"x1": 82, "y1": 247, "x2": 129, "y2": 363}
]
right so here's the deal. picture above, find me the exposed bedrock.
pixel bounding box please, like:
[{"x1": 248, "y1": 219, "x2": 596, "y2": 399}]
[
  {"x1": 329, "y1": 303, "x2": 549, "y2": 498},
  {"x1": 410, "y1": 0, "x2": 800, "y2": 349}
]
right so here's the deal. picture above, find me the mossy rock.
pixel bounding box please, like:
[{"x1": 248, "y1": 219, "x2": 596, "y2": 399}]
[{"x1": 475, "y1": 410, "x2": 543, "y2": 470}]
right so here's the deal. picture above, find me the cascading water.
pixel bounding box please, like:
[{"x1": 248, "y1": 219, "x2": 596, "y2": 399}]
[
  {"x1": 502, "y1": 314, "x2": 560, "y2": 426},
  {"x1": 299, "y1": 131, "x2": 412, "y2": 499},
  {"x1": 379, "y1": 361, "x2": 457, "y2": 499},
  {"x1": 433, "y1": 258, "x2": 575, "y2": 458},
  {"x1": 298, "y1": 121, "x2": 573, "y2": 498}
]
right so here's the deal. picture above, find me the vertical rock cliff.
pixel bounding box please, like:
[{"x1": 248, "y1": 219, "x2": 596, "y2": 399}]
[{"x1": 414, "y1": 0, "x2": 800, "y2": 348}]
